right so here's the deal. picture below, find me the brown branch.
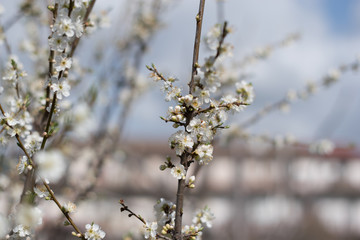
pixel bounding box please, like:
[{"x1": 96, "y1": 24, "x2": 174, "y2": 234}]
[
  {"x1": 214, "y1": 21, "x2": 228, "y2": 60},
  {"x1": 188, "y1": 0, "x2": 206, "y2": 95},
  {"x1": 69, "y1": 0, "x2": 97, "y2": 58},
  {"x1": 43, "y1": 181, "x2": 85, "y2": 239},
  {"x1": 40, "y1": 92, "x2": 57, "y2": 150},
  {"x1": 174, "y1": 2, "x2": 206, "y2": 239},
  {"x1": 40, "y1": 3, "x2": 58, "y2": 128},
  {"x1": 119, "y1": 199, "x2": 146, "y2": 224}
]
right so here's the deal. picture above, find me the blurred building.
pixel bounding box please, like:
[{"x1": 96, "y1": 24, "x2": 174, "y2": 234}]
[{"x1": 49, "y1": 140, "x2": 360, "y2": 240}]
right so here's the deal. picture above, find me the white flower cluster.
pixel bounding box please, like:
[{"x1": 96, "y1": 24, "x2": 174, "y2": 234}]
[
  {"x1": 154, "y1": 198, "x2": 176, "y2": 227},
  {"x1": 192, "y1": 206, "x2": 215, "y2": 228},
  {"x1": 9, "y1": 205, "x2": 43, "y2": 239},
  {"x1": 1, "y1": 57, "x2": 34, "y2": 143},
  {"x1": 35, "y1": 150, "x2": 66, "y2": 183},
  {"x1": 141, "y1": 198, "x2": 176, "y2": 239},
  {"x1": 175, "y1": 206, "x2": 214, "y2": 240},
  {"x1": 204, "y1": 24, "x2": 233, "y2": 57},
  {"x1": 84, "y1": 223, "x2": 106, "y2": 240},
  {"x1": 145, "y1": 23, "x2": 250, "y2": 240},
  {"x1": 143, "y1": 221, "x2": 158, "y2": 240},
  {"x1": 2, "y1": 56, "x2": 27, "y2": 86},
  {"x1": 150, "y1": 24, "x2": 254, "y2": 173},
  {"x1": 48, "y1": 0, "x2": 91, "y2": 102}
]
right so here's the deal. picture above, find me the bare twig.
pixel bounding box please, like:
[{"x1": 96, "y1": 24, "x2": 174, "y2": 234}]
[
  {"x1": 188, "y1": 0, "x2": 206, "y2": 95},
  {"x1": 174, "y1": 1, "x2": 206, "y2": 239}
]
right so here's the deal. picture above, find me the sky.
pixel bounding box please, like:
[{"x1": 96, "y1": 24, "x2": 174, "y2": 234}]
[
  {"x1": 121, "y1": 0, "x2": 360, "y2": 146},
  {"x1": 1, "y1": 0, "x2": 360, "y2": 146}
]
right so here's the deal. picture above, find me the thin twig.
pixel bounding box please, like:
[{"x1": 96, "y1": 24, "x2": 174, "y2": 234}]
[
  {"x1": 40, "y1": 92, "x2": 57, "y2": 150},
  {"x1": 174, "y1": 2, "x2": 206, "y2": 239},
  {"x1": 43, "y1": 181, "x2": 85, "y2": 239},
  {"x1": 0, "y1": 105, "x2": 84, "y2": 237},
  {"x1": 188, "y1": 0, "x2": 206, "y2": 94},
  {"x1": 69, "y1": 0, "x2": 97, "y2": 57}
]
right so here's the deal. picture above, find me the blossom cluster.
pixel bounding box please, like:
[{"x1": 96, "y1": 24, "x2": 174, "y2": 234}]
[
  {"x1": 142, "y1": 198, "x2": 215, "y2": 240},
  {"x1": 84, "y1": 223, "x2": 106, "y2": 240},
  {"x1": 144, "y1": 23, "x2": 254, "y2": 239},
  {"x1": 47, "y1": 0, "x2": 89, "y2": 100},
  {"x1": 150, "y1": 24, "x2": 254, "y2": 172},
  {"x1": 1, "y1": 1, "x2": 107, "y2": 240}
]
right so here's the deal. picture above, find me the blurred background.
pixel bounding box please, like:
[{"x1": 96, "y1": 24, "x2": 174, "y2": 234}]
[{"x1": 1, "y1": 0, "x2": 360, "y2": 239}]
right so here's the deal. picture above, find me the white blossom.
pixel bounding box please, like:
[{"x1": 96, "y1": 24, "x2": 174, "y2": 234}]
[
  {"x1": 204, "y1": 24, "x2": 221, "y2": 50},
  {"x1": 35, "y1": 150, "x2": 66, "y2": 183},
  {"x1": 221, "y1": 94, "x2": 244, "y2": 112},
  {"x1": 53, "y1": 14, "x2": 75, "y2": 37},
  {"x1": 9, "y1": 98, "x2": 24, "y2": 112},
  {"x1": 54, "y1": 55, "x2": 72, "y2": 72},
  {"x1": 165, "y1": 86, "x2": 181, "y2": 102},
  {"x1": 17, "y1": 156, "x2": 28, "y2": 174},
  {"x1": 2, "y1": 68, "x2": 17, "y2": 82},
  {"x1": 13, "y1": 224, "x2": 31, "y2": 238},
  {"x1": 51, "y1": 79, "x2": 71, "y2": 99},
  {"x1": 186, "y1": 117, "x2": 213, "y2": 142},
  {"x1": 171, "y1": 164, "x2": 186, "y2": 180},
  {"x1": 194, "y1": 144, "x2": 213, "y2": 165},
  {"x1": 73, "y1": 16, "x2": 84, "y2": 37},
  {"x1": 192, "y1": 206, "x2": 215, "y2": 228},
  {"x1": 63, "y1": 202, "x2": 77, "y2": 213},
  {"x1": 154, "y1": 198, "x2": 175, "y2": 226},
  {"x1": 169, "y1": 131, "x2": 194, "y2": 156},
  {"x1": 48, "y1": 35, "x2": 68, "y2": 52},
  {"x1": 15, "y1": 204, "x2": 42, "y2": 229},
  {"x1": 34, "y1": 186, "x2": 48, "y2": 198},
  {"x1": 182, "y1": 224, "x2": 202, "y2": 240},
  {"x1": 2, "y1": 112, "x2": 18, "y2": 126},
  {"x1": 24, "y1": 132, "x2": 42, "y2": 155},
  {"x1": 236, "y1": 81, "x2": 255, "y2": 104},
  {"x1": 85, "y1": 223, "x2": 106, "y2": 240},
  {"x1": 144, "y1": 221, "x2": 157, "y2": 239}
]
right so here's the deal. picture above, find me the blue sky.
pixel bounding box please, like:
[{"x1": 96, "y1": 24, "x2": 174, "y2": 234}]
[
  {"x1": 1, "y1": 0, "x2": 360, "y2": 146},
  {"x1": 321, "y1": 0, "x2": 358, "y2": 34},
  {"x1": 123, "y1": 0, "x2": 360, "y2": 146}
]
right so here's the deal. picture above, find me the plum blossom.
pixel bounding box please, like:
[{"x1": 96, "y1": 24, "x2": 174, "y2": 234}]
[
  {"x1": 13, "y1": 224, "x2": 31, "y2": 238},
  {"x1": 15, "y1": 204, "x2": 42, "y2": 229},
  {"x1": 154, "y1": 198, "x2": 176, "y2": 226},
  {"x1": 53, "y1": 15, "x2": 75, "y2": 37},
  {"x1": 24, "y1": 131, "x2": 42, "y2": 155},
  {"x1": 84, "y1": 223, "x2": 106, "y2": 240},
  {"x1": 192, "y1": 206, "x2": 215, "y2": 228},
  {"x1": 35, "y1": 150, "x2": 66, "y2": 183},
  {"x1": 169, "y1": 131, "x2": 194, "y2": 156},
  {"x1": 171, "y1": 164, "x2": 186, "y2": 180},
  {"x1": 54, "y1": 55, "x2": 72, "y2": 72},
  {"x1": 144, "y1": 221, "x2": 158, "y2": 239},
  {"x1": 48, "y1": 35, "x2": 68, "y2": 52},
  {"x1": 236, "y1": 81, "x2": 255, "y2": 104},
  {"x1": 51, "y1": 79, "x2": 71, "y2": 99},
  {"x1": 194, "y1": 144, "x2": 213, "y2": 165}
]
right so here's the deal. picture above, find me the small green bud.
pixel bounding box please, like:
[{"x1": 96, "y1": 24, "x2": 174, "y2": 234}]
[{"x1": 47, "y1": 5, "x2": 55, "y2": 11}]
